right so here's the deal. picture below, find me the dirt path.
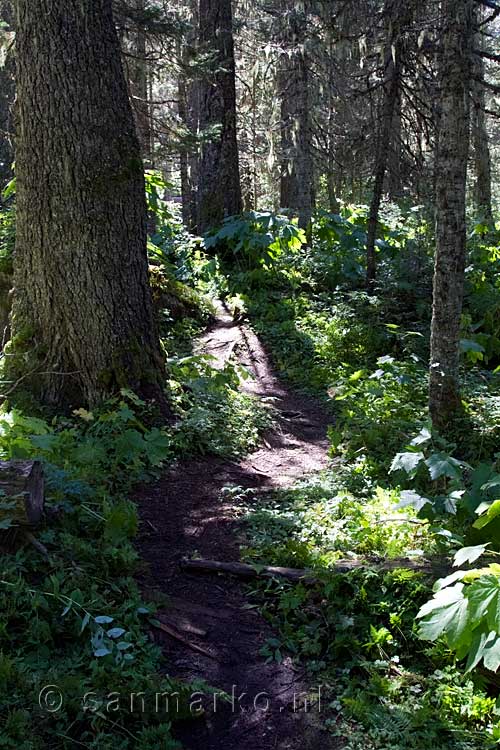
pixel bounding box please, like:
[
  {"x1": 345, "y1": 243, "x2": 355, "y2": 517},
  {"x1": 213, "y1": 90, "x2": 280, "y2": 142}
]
[{"x1": 137, "y1": 306, "x2": 339, "y2": 749}]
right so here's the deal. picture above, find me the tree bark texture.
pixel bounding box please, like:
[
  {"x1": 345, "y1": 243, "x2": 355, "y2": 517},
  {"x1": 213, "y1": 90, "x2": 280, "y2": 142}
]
[
  {"x1": 279, "y1": 0, "x2": 315, "y2": 230},
  {"x1": 12, "y1": 0, "x2": 164, "y2": 408},
  {"x1": 429, "y1": 0, "x2": 474, "y2": 431},
  {"x1": 471, "y1": 27, "x2": 493, "y2": 225},
  {"x1": 128, "y1": 0, "x2": 153, "y2": 167},
  {"x1": 197, "y1": 0, "x2": 242, "y2": 232},
  {"x1": 0, "y1": 0, "x2": 15, "y2": 191},
  {"x1": 366, "y1": 0, "x2": 411, "y2": 288}
]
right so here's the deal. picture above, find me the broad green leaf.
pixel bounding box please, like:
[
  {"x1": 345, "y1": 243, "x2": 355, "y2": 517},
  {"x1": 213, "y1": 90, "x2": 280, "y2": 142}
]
[
  {"x1": 473, "y1": 499, "x2": 500, "y2": 530},
  {"x1": 390, "y1": 451, "x2": 424, "y2": 475},
  {"x1": 483, "y1": 634, "x2": 500, "y2": 672},
  {"x1": 425, "y1": 452, "x2": 463, "y2": 481},
  {"x1": 410, "y1": 426, "x2": 432, "y2": 447},
  {"x1": 459, "y1": 339, "x2": 485, "y2": 354},
  {"x1": 465, "y1": 629, "x2": 495, "y2": 672},
  {"x1": 467, "y1": 575, "x2": 500, "y2": 632},
  {"x1": 433, "y1": 570, "x2": 468, "y2": 591},
  {"x1": 481, "y1": 475, "x2": 500, "y2": 492},
  {"x1": 396, "y1": 490, "x2": 431, "y2": 512},
  {"x1": 417, "y1": 583, "x2": 469, "y2": 647},
  {"x1": 453, "y1": 544, "x2": 489, "y2": 568}
]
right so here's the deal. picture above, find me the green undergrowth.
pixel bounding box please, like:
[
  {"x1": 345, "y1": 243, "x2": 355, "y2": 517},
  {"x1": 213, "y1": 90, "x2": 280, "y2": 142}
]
[
  {"x1": 240, "y1": 466, "x2": 500, "y2": 748},
  {"x1": 0, "y1": 394, "x2": 190, "y2": 749},
  {"x1": 0, "y1": 248, "x2": 268, "y2": 749},
  {"x1": 211, "y1": 209, "x2": 500, "y2": 748}
]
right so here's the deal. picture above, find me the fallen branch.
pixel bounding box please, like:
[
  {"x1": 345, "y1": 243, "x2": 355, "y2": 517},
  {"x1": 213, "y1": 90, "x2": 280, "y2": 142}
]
[
  {"x1": 151, "y1": 619, "x2": 216, "y2": 659},
  {"x1": 181, "y1": 557, "x2": 446, "y2": 584}
]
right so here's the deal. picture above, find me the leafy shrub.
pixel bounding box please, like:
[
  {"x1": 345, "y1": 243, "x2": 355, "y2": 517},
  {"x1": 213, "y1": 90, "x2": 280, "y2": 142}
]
[
  {"x1": 0, "y1": 393, "x2": 195, "y2": 749},
  {"x1": 204, "y1": 211, "x2": 305, "y2": 269}
]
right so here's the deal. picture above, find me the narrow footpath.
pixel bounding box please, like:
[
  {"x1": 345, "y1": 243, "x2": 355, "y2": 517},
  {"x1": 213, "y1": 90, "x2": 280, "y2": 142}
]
[{"x1": 137, "y1": 306, "x2": 342, "y2": 749}]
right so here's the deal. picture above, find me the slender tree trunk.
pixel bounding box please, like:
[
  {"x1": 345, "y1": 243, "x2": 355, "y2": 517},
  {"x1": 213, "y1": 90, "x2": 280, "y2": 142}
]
[
  {"x1": 366, "y1": 0, "x2": 409, "y2": 289},
  {"x1": 387, "y1": 94, "x2": 403, "y2": 200},
  {"x1": 130, "y1": 0, "x2": 153, "y2": 167},
  {"x1": 0, "y1": 0, "x2": 14, "y2": 192},
  {"x1": 472, "y1": 29, "x2": 493, "y2": 225},
  {"x1": 187, "y1": 76, "x2": 200, "y2": 227},
  {"x1": 197, "y1": 0, "x2": 242, "y2": 232},
  {"x1": 429, "y1": 0, "x2": 474, "y2": 432},
  {"x1": 279, "y1": 0, "x2": 314, "y2": 230},
  {"x1": 11, "y1": 0, "x2": 164, "y2": 409},
  {"x1": 178, "y1": 42, "x2": 193, "y2": 229}
]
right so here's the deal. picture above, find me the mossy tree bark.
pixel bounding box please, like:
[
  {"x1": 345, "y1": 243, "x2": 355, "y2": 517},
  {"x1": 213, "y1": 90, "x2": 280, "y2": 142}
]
[
  {"x1": 197, "y1": 0, "x2": 242, "y2": 233},
  {"x1": 429, "y1": 0, "x2": 474, "y2": 432},
  {"x1": 11, "y1": 0, "x2": 164, "y2": 409}
]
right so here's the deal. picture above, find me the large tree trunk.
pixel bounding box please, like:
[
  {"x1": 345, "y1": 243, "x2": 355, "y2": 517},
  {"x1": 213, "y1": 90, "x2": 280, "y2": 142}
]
[
  {"x1": 279, "y1": 0, "x2": 314, "y2": 230},
  {"x1": 197, "y1": 0, "x2": 242, "y2": 233},
  {"x1": 429, "y1": 0, "x2": 474, "y2": 432},
  {"x1": 11, "y1": 0, "x2": 164, "y2": 409},
  {"x1": 0, "y1": 0, "x2": 15, "y2": 192},
  {"x1": 472, "y1": 26, "x2": 493, "y2": 225}
]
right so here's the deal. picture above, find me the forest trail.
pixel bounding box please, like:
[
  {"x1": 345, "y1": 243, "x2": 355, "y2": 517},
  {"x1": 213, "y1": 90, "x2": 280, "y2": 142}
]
[{"x1": 137, "y1": 306, "x2": 340, "y2": 750}]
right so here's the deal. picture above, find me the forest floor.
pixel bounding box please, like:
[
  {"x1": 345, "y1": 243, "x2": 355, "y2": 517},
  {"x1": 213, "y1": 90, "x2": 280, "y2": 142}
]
[{"x1": 136, "y1": 304, "x2": 342, "y2": 749}]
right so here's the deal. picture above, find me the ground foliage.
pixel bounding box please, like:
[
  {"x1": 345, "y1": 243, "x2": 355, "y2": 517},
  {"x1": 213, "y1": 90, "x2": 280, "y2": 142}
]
[
  {"x1": 203, "y1": 206, "x2": 500, "y2": 747},
  {"x1": 2, "y1": 190, "x2": 500, "y2": 746}
]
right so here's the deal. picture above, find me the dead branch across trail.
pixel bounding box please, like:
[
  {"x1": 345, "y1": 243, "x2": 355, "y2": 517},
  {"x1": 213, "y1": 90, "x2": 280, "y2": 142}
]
[{"x1": 180, "y1": 557, "x2": 446, "y2": 584}]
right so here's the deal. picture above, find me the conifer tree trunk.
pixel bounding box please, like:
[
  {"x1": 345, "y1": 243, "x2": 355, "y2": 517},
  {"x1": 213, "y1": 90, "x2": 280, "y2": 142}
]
[
  {"x1": 366, "y1": 0, "x2": 410, "y2": 289},
  {"x1": 131, "y1": 0, "x2": 153, "y2": 167},
  {"x1": 0, "y1": 0, "x2": 14, "y2": 191},
  {"x1": 197, "y1": 0, "x2": 242, "y2": 232},
  {"x1": 429, "y1": 0, "x2": 474, "y2": 431},
  {"x1": 11, "y1": 0, "x2": 164, "y2": 409},
  {"x1": 279, "y1": 0, "x2": 314, "y2": 230},
  {"x1": 472, "y1": 29, "x2": 493, "y2": 225},
  {"x1": 178, "y1": 63, "x2": 193, "y2": 229}
]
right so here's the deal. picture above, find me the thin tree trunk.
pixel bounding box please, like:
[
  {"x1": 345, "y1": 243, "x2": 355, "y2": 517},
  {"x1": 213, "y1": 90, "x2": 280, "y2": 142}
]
[
  {"x1": 366, "y1": 0, "x2": 409, "y2": 289},
  {"x1": 387, "y1": 94, "x2": 403, "y2": 200},
  {"x1": 178, "y1": 42, "x2": 193, "y2": 229},
  {"x1": 197, "y1": 0, "x2": 242, "y2": 232},
  {"x1": 279, "y1": 0, "x2": 315, "y2": 230},
  {"x1": 130, "y1": 0, "x2": 152, "y2": 167},
  {"x1": 429, "y1": 0, "x2": 474, "y2": 432},
  {"x1": 11, "y1": 0, "x2": 164, "y2": 409},
  {"x1": 0, "y1": 0, "x2": 14, "y2": 192},
  {"x1": 472, "y1": 28, "x2": 493, "y2": 225}
]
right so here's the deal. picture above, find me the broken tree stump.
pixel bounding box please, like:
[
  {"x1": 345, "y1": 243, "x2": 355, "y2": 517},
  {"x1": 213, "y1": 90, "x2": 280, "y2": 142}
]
[{"x1": 0, "y1": 460, "x2": 45, "y2": 527}]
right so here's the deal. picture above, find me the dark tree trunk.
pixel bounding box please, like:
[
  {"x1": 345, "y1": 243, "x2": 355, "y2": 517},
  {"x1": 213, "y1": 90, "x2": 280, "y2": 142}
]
[
  {"x1": 366, "y1": 0, "x2": 410, "y2": 289},
  {"x1": 429, "y1": 0, "x2": 474, "y2": 432},
  {"x1": 0, "y1": 0, "x2": 15, "y2": 192},
  {"x1": 387, "y1": 94, "x2": 403, "y2": 200},
  {"x1": 11, "y1": 0, "x2": 164, "y2": 409},
  {"x1": 197, "y1": 0, "x2": 242, "y2": 232},
  {"x1": 178, "y1": 66, "x2": 193, "y2": 229},
  {"x1": 472, "y1": 28, "x2": 493, "y2": 225},
  {"x1": 279, "y1": 0, "x2": 315, "y2": 230},
  {"x1": 177, "y1": 9, "x2": 199, "y2": 233},
  {"x1": 128, "y1": 0, "x2": 153, "y2": 167}
]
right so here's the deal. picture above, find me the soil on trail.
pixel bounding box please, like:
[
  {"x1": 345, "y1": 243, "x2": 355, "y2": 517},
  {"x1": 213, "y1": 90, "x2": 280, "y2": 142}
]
[{"x1": 137, "y1": 306, "x2": 340, "y2": 750}]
